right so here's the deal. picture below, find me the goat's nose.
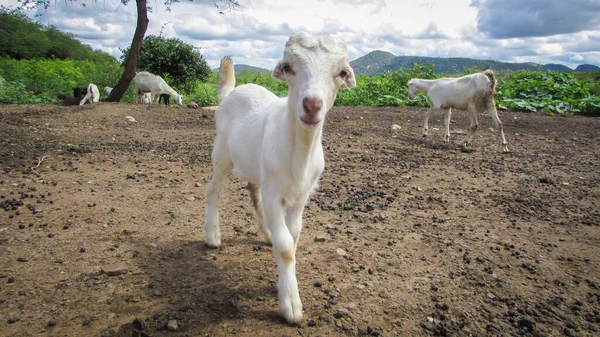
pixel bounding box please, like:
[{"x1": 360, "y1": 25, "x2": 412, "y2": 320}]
[{"x1": 302, "y1": 97, "x2": 323, "y2": 116}]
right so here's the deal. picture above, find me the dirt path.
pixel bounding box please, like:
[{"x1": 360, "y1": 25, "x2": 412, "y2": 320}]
[{"x1": 1, "y1": 103, "x2": 599, "y2": 337}]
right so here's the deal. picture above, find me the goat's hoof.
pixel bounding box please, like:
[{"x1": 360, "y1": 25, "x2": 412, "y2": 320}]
[
  {"x1": 205, "y1": 238, "x2": 221, "y2": 248},
  {"x1": 280, "y1": 302, "x2": 303, "y2": 325}
]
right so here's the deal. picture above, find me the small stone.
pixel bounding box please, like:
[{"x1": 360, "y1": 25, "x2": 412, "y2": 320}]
[
  {"x1": 314, "y1": 235, "x2": 327, "y2": 242},
  {"x1": 167, "y1": 319, "x2": 179, "y2": 331},
  {"x1": 101, "y1": 263, "x2": 128, "y2": 276},
  {"x1": 187, "y1": 102, "x2": 199, "y2": 109},
  {"x1": 8, "y1": 315, "x2": 20, "y2": 323},
  {"x1": 307, "y1": 318, "x2": 317, "y2": 327},
  {"x1": 48, "y1": 318, "x2": 58, "y2": 327},
  {"x1": 17, "y1": 257, "x2": 28, "y2": 262},
  {"x1": 186, "y1": 196, "x2": 196, "y2": 201},
  {"x1": 7, "y1": 276, "x2": 15, "y2": 283},
  {"x1": 80, "y1": 247, "x2": 86, "y2": 253},
  {"x1": 314, "y1": 280, "x2": 323, "y2": 287},
  {"x1": 334, "y1": 307, "x2": 351, "y2": 319},
  {"x1": 195, "y1": 182, "x2": 202, "y2": 187},
  {"x1": 391, "y1": 124, "x2": 401, "y2": 131},
  {"x1": 336, "y1": 248, "x2": 347, "y2": 257},
  {"x1": 125, "y1": 116, "x2": 137, "y2": 123}
]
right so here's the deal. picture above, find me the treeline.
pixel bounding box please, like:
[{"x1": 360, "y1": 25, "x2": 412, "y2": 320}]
[{"x1": 0, "y1": 7, "x2": 116, "y2": 63}]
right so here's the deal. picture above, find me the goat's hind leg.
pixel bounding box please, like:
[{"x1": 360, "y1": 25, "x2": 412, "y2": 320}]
[
  {"x1": 487, "y1": 104, "x2": 509, "y2": 152},
  {"x1": 204, "y1": 139, "x2": 233, "y2": 248},
  {"x1": 247, "y1": 182, "x2": 271, "y2": 244}
]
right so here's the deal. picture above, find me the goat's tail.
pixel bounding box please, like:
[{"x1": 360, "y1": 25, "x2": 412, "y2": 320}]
[
  {"x1": 217, "y1": 56, "x2": 235, "y2": 105},
  {"x1": 482, "y1": 69, "x2": 497, "y2": 96}
]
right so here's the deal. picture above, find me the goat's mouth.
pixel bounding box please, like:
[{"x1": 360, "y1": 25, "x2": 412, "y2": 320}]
[{"x1": 299, "y1": 116, "x2": 322, "y2": 128}]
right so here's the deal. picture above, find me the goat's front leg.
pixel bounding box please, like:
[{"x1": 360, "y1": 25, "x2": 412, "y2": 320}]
[
  {"x1": 263, "y1": 188, "x2": 303, "y2": 324},
  {"x1": 422, "y1": 107, "x2": 435, "y2": 137},
  {"x1": 285, "y1": 196, "x2": 309, "y2": 252},
  {"x1": 443, "y1": 108, "x2": 452, "y2": 143}
]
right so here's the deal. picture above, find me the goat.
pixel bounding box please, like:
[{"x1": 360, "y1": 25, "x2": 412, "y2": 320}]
[
  {"x1": 407, "y1": 70, "x2": 509, "y2": 152},
  {"x1": 104, "y1": 86, "x2": 113, "y2": 95},
  {"x1": 139, "y1": 92, "x2": 152, "y2": 104},
  {"x1": 158, "y1": 94, "x2": 170, "y2": 105},
  {"x1": 203, "y1": 33, "x2": 356, "y2": 324},
  {"x1": 133, "y1": 72, "x2": 183, "y2": 105},
  {"x1": 79, "y1": 83, "x2": 100, "y2": 105}
]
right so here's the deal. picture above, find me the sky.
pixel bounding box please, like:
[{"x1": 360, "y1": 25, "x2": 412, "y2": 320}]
[{"x1": 4, "y1": 0, "x2": 600, "y2": 70}]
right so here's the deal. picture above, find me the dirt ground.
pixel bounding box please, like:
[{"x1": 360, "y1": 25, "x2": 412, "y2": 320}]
[{"x1": 0, "y1": 102, "x2": 599, "y2": 337}]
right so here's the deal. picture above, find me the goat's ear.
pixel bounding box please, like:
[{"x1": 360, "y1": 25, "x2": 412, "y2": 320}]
[{"x1": 272, "y1": 61, "x2": 286, "y2": 82}]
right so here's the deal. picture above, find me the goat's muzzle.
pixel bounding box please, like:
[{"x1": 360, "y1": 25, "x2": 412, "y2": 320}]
[{"x1": 300, "y1": 96, "x2": 324, "y2": 127}]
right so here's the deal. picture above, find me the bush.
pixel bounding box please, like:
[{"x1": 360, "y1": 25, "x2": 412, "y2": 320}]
[{"x1": 0, "y1": 80, "x2": 58, "y2": 104}]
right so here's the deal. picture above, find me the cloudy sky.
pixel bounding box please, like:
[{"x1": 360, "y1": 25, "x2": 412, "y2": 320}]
[{"x1": 4, "y1": 0, "x2": 600, "y2": 70}]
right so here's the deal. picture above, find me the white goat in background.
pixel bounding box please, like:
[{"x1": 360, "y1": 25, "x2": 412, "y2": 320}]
[
  {"x1": 103, "y1": 86, "x2": 112, "y2": 95},
  {"x1": 408, "y1": 70, "x2": 509, "y2": 152},
  {"x1": 203, "y1": 32, "x2": 356, "y2": 324},
  {"x1": 133, "y1": 71, "x2": 183, "y2": 105},
  {"x1": 79, "y1": 83, "x2": 100, "y2": 105}
]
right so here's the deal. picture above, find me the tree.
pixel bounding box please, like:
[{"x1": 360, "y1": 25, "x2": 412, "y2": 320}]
[
  {"x1": 120, "y1": 34, "x2": 212, "y2": 93},
  {"x1": 17, "y1": 0, "x2": 242, "y2": 102}
]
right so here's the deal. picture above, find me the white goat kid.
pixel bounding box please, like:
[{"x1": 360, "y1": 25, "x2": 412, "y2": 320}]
[
  {"x1": 204, "y1": 32, "x2": 356, "y2": 324},
  {"x1": 79, "y1": 83, "x2": 100, "y2": 105},
  {"x1": 408, "y1": 70, "x2": 509, "y2": 152},
  {"x1": 133, "y1": 71, "x2": 183, "y2": 105}
]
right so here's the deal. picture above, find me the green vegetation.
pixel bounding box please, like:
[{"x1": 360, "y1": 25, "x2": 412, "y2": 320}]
[
  {"x1": 0, "y1": 7, "x2": 116, "y2": 63},
  {"x1": 120, "y1": 34, "x2": 212, "y2": 93},
  {"x1": 0, "y1": 8, "x2": 597, "y2": 115}
]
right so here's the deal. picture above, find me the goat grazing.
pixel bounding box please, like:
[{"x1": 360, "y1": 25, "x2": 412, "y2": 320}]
[
  {"x1": 133, "y1": 72, "x2": 183, "y2": 105},
  {"x1": 203, "y1": 33, "x2": 356, "y2": 324},
  {"x1": 408, "y1": 70, "x2": 509, "y2": 152},
  {"x1": 79, "y1": 83, "x2": 100, "y2": 105},
  {"x1": 104, "y1": 86, "x2": 113, "y2": 95}
]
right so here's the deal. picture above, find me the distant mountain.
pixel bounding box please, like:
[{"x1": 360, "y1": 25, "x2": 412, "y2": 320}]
[
  {"x1": 542, "y1": 64, "x2": 573, "y2": 72},
  {"x1": 349, "y1": 51, "x2": 599, "y2": 75},
  {"x1": 575, "y1": 64, "x2": 600, "y2": 72},
  {"x1": 211, "y1": 64, "x2": 270, "y2": 73}
]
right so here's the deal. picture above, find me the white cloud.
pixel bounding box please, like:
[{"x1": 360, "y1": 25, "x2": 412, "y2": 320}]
[{"x1": 1, "y1": 0, "x2": 598, "y2": 70}]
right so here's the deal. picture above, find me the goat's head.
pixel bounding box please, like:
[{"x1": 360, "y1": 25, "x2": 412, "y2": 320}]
[
  {"x1": 407, "y1": 79, "x2": 419, "y2": 100},
  {"x1": 273, "y1": 32, "x2": 356, "y2": 128},
  {"x1": 174, "y1": 93, "x2": 183, "y2": 105}
]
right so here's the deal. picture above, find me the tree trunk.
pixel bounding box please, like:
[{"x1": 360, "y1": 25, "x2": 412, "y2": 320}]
[{"x1": 105, "y1": 0, "x2": 149, "y2": 102}]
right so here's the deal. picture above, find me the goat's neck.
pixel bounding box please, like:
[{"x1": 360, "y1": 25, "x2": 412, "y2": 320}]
[
  {"x1": 415, "y1": 80, "x2": 435, "y2": 94},
  {"x1": 286, "y1": 105, "x2": 323, "y2": 181}
]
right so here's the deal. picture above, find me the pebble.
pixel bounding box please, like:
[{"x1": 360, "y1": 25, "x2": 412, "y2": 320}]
[
  {"x1": 101, "y1": 263, "x2": 128, "y2": 276},
  {"x1": 336, "y1": 248, "x2": 347, "y2": 257},
  {"x1": 7, "y1": 276, "x2": 15, "y2": 283},
  {"x1": 167, "y1": 319, "x2": 179, "y2": 331},
  {"x1": 391, "y1": 124, "x2": 401, "y2": 130},
  {"x1": 47, "y1": 318, "x2": 58, "y2": 327},
  {"x1": 314, "y1": 235, "x2": 327, "y2": 242},
  {"x1": 8, "y1": 315, "x2": 20, "y2": 323},
  {"x1": 314, "y1": 280, "x2": 323, "y2": 287}
]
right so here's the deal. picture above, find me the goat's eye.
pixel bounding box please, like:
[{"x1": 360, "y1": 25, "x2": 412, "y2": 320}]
[
  {"x1": 282, "y1": 63, "x2": 292, "y2": 73},
  {"x1": 340, "y1": 69, "x2": 349, "y2": 78}
]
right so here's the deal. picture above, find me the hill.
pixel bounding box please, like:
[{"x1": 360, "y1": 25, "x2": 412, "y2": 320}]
[
  {"x1": 575, "y1": 64, "x2": 600, "y2": 72},
  {"x1": 349, "y1": 51, "x2": 596, "y2": 75},
  {"x1": 211, "y1": 64, "x2": 271, "y2": 73}
]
